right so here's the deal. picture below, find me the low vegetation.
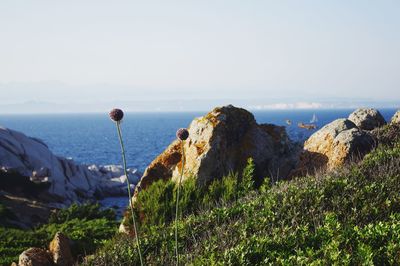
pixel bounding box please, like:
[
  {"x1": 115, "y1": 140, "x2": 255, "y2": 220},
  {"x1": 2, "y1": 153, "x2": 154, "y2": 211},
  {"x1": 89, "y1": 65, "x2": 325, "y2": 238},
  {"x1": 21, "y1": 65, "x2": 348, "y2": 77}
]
[
  {"x1": 121, "y1": 158, "x2": 257, "y2": 231},
  {"x1": 2, "y1": 124, "x2": 399, "y2": 265},
  {"x1": 83, "y1": 133, "x2": 400, "y2": 265},
  {"x1": 0, "y1": 204, "x2": 117, "y2": 265}
]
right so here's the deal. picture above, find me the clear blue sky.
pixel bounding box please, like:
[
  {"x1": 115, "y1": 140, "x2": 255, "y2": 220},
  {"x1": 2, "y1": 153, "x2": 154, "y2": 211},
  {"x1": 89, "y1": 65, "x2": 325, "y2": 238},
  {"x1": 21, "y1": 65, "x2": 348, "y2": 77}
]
[{"x1": 0, "y1": 1, "x2": 399, "y2": 113}]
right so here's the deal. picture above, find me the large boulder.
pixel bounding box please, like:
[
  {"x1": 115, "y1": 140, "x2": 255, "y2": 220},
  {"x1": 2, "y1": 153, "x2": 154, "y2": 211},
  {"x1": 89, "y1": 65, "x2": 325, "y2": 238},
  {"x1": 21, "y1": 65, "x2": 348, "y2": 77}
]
[
  {"x1": 391, "y1": 110, "x2": 400, "y2": 124},
  {"x1": 348, "y1": 108, "x2": 386, "y2": 130},
  {"x1": 0, "y1": 126, "x2": 140, "y2": 205},
  {"x1": 49, "y1": 232, "x2": 73, "y2": 266},
  {"x1": 19, "y1": 247, "x2": 54, "y2": 266},
  {"x1": 120, "y1": 105, "x2": 299, "y2": 233},
  {"x1": 133, "y1": 105, "x2": 297, "y2": 195},
  {"x1": 293, "y1": 119, "x2": 375, "y2": 175}
]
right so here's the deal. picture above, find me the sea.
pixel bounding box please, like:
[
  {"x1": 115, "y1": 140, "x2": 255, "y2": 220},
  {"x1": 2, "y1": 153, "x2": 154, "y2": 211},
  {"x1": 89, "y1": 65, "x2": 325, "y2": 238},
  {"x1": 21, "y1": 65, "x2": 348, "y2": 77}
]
[{"x1": 0, "y1": 109, "x2": 397, "y2": 211}]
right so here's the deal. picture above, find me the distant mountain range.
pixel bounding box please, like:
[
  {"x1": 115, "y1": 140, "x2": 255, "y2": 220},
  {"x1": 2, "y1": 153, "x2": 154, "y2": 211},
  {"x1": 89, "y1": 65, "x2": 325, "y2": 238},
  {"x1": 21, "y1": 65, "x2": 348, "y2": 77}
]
[{"x1": 0, "y1": 99, "x2": 398, "y2": 114}]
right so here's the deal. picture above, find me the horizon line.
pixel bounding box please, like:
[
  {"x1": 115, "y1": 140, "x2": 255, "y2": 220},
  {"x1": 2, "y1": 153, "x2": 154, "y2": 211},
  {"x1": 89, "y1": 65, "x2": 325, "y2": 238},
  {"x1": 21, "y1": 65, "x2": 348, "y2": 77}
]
[{"x1": 0, "y1": 106, "x2": 399, "y2": 116}]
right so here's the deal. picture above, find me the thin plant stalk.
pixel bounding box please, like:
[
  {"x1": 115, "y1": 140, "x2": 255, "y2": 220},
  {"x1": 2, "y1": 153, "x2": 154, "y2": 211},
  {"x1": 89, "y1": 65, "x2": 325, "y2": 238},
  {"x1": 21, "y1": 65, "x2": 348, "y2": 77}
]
[
  {"x1": 175, "y1": 140, "x2": 185, "y2": 266},
  {"x1": 115, "y1": 121, "x2": 144, "y2": 266}
]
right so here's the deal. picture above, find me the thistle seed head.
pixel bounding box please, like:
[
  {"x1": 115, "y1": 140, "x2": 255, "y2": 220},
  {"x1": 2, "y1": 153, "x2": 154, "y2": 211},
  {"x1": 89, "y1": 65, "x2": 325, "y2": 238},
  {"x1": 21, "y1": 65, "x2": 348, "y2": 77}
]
[
  {"x1": 109, "y1": 108, "x2": 124, "y2": 122},
  {"x1": 176, "y1": 128, "x2": 189, "y2": 141}
]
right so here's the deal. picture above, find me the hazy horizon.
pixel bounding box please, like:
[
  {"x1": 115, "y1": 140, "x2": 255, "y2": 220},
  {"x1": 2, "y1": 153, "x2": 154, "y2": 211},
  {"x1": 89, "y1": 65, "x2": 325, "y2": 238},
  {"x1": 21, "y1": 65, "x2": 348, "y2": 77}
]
[
  {"x1": 0, "y1": 98, "x2": 398, "y2": 115},
  {"x1": 1, "y1": 1, "x2": 399, "y2": 113}
]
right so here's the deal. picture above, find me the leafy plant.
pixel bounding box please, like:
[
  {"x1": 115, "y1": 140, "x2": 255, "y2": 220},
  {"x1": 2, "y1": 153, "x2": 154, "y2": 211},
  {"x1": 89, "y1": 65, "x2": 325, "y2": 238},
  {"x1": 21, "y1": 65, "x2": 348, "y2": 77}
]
[
  {"x1": 84, "y1": 138, "x2": 400, "y2": 265},
  {"x1": 0, "y1": 203, "x2": 117, "y2": 266},
  {"x1": 239, "y1": 157, "x2": 255, "y2": 195},
  {"x1": 48, "y1": 203, "x2": 115, "y2": 223}
]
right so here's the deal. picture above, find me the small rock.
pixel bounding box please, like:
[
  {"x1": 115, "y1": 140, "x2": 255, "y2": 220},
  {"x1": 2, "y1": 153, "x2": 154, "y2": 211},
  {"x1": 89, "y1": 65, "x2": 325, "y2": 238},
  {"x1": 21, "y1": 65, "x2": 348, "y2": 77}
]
[
  {"x1": 348, "y1": 108, "x2": 386, "y2": 130},
  {"x1": 391, "y1": 110, "x2": 400, "y2": 124},
  {"x1": 19, "y1": 247, "x2": 54, "y2": 266},
  {"x1": 49, "y1": 232, "x2": 73, "y2": 266}
]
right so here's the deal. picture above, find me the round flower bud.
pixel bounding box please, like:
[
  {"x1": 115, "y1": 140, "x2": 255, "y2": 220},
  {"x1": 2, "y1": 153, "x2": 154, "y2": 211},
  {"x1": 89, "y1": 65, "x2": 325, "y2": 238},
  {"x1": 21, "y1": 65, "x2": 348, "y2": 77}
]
[
  {"x1": 176, "y1": 128, "x2": 189, "y2": 141},
  {"x1": 109, "y1": 108, "x2": 124, "y2": 122}
]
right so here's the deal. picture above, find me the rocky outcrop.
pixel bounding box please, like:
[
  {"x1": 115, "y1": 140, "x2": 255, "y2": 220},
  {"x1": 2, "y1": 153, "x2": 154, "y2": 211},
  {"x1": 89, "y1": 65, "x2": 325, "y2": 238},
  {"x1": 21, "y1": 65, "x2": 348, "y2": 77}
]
[
  {"x1": 293, "y1": 119, "x2": 375, "y2": 175},
  {"x1": 49, "y1": 232, "x2": 73, "y2": 266},
  {"x1": 133, "y1": 105, "x2": 298, "y2": 196},
  {"x1": 0, "y1": 126, "x2": 140, "y2": 205},
  {"x1": 391, "y1": 110, "x2": 400, "y2": 124},
  {"x1": 348, "y1": 108, "x2": 386, "y2": 130},
  {"x1": 19, "y1": 247, "x2": 54, "y2": 266},
  {"x1": 120, "y1": 105, "x2": 299, "y2": 232}
]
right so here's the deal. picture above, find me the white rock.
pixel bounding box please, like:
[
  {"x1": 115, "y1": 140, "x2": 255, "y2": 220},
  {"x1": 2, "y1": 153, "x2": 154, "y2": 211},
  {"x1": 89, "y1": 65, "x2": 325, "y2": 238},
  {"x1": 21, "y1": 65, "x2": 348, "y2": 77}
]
[{"x1": 0, "y1": 126, "x2": 141, "y2": 203}]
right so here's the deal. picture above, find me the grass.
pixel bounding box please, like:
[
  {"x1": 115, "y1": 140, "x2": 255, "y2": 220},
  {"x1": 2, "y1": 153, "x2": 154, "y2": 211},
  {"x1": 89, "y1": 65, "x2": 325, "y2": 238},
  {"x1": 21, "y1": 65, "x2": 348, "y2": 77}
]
[{"x1": 83, "y1": 133, "x2": 400, "y2": 265}]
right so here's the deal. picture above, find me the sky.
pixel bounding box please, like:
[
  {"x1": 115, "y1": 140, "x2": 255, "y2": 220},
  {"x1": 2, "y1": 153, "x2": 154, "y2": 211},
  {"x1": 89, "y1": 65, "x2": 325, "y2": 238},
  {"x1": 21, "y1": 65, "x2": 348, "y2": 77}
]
[{"x1": 0, "y1": 0, "x2": 399, "y2": 113}]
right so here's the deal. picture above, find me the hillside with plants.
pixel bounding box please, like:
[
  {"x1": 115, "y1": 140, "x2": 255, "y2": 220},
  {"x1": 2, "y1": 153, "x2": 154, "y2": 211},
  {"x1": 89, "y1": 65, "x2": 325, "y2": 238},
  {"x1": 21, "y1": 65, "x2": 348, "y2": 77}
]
[
  {"x1": 82, "y1": 123, "x2": 400, "y2": 265},
  {"x1": 0, "y1": 203, "x2": 117, "y2": 265},
  {"x1": 2, "y1": 108, "x2": 399, "y2": 266}
]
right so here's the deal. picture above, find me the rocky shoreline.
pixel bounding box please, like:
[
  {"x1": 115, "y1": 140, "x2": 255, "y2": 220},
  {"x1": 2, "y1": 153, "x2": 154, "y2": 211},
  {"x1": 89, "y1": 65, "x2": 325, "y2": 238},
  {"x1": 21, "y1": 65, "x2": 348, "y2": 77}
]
[
  {"x1": 1, "y1": 106, "x2": 400, "y2": 265},
  {"x1": 1, "y1": 107, "x2": 399, "y2": 229},
  {"x1": 0, "y1": 126, "x2": 140, "y2": 227}
]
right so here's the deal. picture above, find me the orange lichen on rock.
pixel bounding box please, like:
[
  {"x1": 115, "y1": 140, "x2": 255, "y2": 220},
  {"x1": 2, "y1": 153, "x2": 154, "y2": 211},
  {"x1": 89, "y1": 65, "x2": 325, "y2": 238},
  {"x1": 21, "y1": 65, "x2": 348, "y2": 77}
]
[
  {"x1": 132, "y1": 104, "x2": 297, "y2": 200},
  {"x1": 135, "y1": 140, "x2": 182, "y2": 193},
  {"x1": 194, "y1": 141, "x2": 207, "y2": 155},
  {"x1": 292, "y1": 118, "x2": 375, "y2": 176},
  {"x1": 120, "y1": 105, "x2": 300, "y2": 233}
]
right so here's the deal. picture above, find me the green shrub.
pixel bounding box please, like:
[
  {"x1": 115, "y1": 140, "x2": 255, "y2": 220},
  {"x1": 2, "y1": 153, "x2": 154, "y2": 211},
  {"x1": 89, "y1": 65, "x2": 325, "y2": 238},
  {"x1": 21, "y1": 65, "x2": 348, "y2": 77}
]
[
  {"x1": 38, "y1": 217, "x2": 117, "y2": 257},
  {"x1": 239, "y1": 157, "x2": 255, "y2": 195},
  {"x1": 126, "y1": 176, "x2": 206, "y2": 229},
  {"x1": 362, "y1": 142, "x2": 400, "y2": 170},
  {"x1": 48, "y1": 203, "x2": 115, "y2": 223},
  {"x1": 175, "y1": 176, "x2": 200, "y2": 217},
  {"x1": 134, "y1": 179, "x2": 176, "y2": 226},
  {"x1": 0, "y1": 203, "x2": 117, "y2": 266},
  {"x1": 202, "y1": 172, "x2": 238, "y2": 207},
  {"x1": 127, "y1": 158, "x2": 257, "y2": 232},
  {"x1": 85, "y1": 141, "x2": 400, "y2": 265}
]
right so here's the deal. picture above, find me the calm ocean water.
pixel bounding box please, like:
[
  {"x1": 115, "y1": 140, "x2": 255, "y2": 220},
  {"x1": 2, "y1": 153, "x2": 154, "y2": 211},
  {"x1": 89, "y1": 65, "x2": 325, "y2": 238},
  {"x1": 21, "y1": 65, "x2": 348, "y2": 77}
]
[{"x1": 0, "y1": 109, "x2": 397, "y2": 173}]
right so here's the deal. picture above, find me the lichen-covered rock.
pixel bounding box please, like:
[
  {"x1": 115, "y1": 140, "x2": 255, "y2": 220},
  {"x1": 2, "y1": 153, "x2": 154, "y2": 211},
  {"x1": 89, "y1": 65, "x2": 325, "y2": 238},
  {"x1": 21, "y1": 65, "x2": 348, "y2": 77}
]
[
  {"x1": 348, "y1": 108, "x2": 386, "y2": 130},
  {"x1": 391, "y1": 110, "x2": 400, "y2": 124},
  {"x1": 141, "y1": 105, "x2": 296, "y2": 187},
  {"x1": 293, "y1": 119, "x2": 375, "y2": 175},
  {"x1": 121, "y1": 105, "x2": 298, "y2": 232},
  {"x1": 49, "y1": 232, "x2": 73, "y2": 266},
  {"x1": 19, "y1": 247, "x2": 54, "y2": 266}
]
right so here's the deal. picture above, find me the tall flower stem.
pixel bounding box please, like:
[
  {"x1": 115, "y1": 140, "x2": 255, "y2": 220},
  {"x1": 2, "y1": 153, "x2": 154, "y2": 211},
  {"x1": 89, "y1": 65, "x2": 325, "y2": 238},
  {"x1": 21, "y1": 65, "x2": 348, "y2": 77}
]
[
  {"x1": 175, "y1": 140, "x2": 185, "y2": 266},
  {"x1": 116, "y1": 121, "x2": 144, "y2": 266}
]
